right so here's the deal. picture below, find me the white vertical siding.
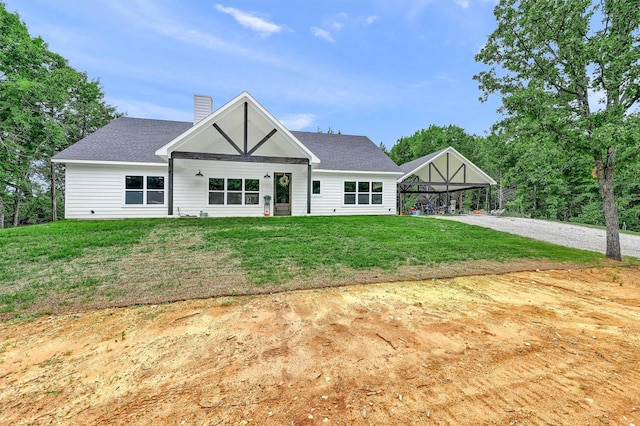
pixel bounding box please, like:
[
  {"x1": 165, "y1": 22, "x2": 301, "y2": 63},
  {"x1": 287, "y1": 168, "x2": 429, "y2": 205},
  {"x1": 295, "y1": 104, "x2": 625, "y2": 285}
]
[{"x1": 309, "y1": 171, "x2": 398, "y2": 216}]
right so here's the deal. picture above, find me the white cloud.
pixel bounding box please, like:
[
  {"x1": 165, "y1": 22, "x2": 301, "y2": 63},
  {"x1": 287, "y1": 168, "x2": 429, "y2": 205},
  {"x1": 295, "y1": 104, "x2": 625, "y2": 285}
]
[
  {"x1": 104, "y1": 1, "x2": 290, "y2": 68},
  {"x1": 328, "y1": 20, "x2": 344, "y2": 31},
  {"x1": 327, "y1": 12, "x2": 348, "y2": 30},
  {"x1": 311, "y1": 12, "x2": 351, "y2": 42},
  {"x1": 454, "y1": 0, "x2": 471, "y2": 8},
  {"x1": 215, "y1": 4, "x2": 283, "y2": 37},
  {"x1": 364, "y1": 15, "x2": 380, "y2": 25},
  {"x1": 280, "y1": 113, "x2": 316, "y2": 130},
  {"x1": 311, "y1": 27, "x2": 334, "y2": 42}
]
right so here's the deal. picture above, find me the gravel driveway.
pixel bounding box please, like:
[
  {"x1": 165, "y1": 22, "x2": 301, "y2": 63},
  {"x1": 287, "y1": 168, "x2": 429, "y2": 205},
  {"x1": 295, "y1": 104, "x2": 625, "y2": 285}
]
[{"x1": 432, "y1": 214, "x2": 640, "y2": 259}]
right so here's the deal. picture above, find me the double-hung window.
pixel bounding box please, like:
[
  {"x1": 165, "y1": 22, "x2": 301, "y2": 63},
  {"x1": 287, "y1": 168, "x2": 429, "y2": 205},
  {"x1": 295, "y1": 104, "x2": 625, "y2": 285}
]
[
  {"x1": 125, "y1": 175, "x2": 165, "y2": 205},
  {"x1": 209, "y1": 178, "x2": 260, "y2": 205},
  {"x1": 344, "y1": 181, "x2": 383, "y2": 205},
  {"x1": 344, "y1": 181, "x2": 356, "y2": 204},
  {"x1": 371, "y1": 182, "x2": 383, "y2": 204}
]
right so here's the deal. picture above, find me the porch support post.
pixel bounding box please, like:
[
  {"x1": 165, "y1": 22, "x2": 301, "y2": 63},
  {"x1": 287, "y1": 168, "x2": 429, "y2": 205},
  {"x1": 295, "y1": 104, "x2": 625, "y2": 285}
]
[
  {"x1": 243, "y1": 102, "x2": 248, "y2": 154},
  {"x1": 168, "y1": 156, "x2": 174, "y2": 216},
  {"x1": 307, "y1": 163, "x2": 312, "y2": 214}
]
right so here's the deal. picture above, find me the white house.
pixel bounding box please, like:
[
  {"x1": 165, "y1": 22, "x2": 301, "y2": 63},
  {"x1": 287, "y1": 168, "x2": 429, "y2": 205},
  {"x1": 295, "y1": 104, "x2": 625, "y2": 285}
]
[{"x1": 52, "y1": 92, "x2": 403, "y2": 219}]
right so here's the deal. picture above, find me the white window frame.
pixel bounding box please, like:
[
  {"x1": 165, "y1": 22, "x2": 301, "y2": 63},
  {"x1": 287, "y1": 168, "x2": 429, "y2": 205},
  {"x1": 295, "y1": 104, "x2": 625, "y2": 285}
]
[
  {"x1": 343, "y1": 180, "x2": 383, "y2": 206},
  {"x1": 208, "y1": 177, "x2": 260, "y2": 206},
  {"x1": 124, "y1": 175, "x2": 165, "y2": 206}
]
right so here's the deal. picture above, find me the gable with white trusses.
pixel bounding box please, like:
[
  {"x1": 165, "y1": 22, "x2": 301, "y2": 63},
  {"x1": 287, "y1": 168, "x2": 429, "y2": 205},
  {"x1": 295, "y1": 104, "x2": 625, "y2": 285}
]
[
  {"x1": 397, "y1": 146, "x2": 496, "y2": 194},
  {"x1": 156, "y1": 91, "x2": 320, "y2": 166}
]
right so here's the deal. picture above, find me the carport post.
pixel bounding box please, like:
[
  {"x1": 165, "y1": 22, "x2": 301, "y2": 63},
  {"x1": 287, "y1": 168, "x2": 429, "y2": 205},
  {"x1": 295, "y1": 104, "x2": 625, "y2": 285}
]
[
  {"x1": 488, "y1": 186, "x2": 492, "y2": 211},
  {"x1": 446, "y1": 186, "x2": 450, "y2": 214}
]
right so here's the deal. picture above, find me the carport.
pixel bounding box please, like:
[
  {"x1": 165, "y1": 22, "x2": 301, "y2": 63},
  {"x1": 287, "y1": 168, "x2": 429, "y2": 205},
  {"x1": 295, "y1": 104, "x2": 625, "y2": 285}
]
[{"x1": 396, "y1": 146, "x2": 497, "y2": 214}]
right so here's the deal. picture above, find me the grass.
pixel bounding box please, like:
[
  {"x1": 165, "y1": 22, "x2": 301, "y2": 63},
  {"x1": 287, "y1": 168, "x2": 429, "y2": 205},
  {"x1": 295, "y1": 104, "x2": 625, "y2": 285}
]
[{"x1": 0, "y1": 215, "x2": 606, "y2": 320}]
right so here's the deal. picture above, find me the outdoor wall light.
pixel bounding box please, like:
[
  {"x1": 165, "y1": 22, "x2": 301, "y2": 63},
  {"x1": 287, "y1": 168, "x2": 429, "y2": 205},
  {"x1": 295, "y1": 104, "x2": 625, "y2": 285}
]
[
  {"x1": 195, "y1": 170, "x2": 203, "y2": 177},
  {"x1": 264, "y1": 172, "x2": 271, "y2": 178}
]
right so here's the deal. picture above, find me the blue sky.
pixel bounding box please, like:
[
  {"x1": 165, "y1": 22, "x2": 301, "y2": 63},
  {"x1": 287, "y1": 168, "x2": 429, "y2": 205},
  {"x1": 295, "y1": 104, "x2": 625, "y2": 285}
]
[{"x1": 5, "y1": 0, "x2": 502, "y2": 147}]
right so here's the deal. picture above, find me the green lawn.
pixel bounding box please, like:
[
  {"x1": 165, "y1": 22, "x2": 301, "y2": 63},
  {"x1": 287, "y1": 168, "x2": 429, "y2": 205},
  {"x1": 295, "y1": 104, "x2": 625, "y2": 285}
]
[{"x1": 0, "y1": 215, "x2": 604, "y2": 320}]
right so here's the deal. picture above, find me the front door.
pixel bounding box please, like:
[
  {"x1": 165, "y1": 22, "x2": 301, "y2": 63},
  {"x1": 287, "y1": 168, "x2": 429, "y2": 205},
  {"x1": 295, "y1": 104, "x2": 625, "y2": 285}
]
[{"x1": 274, "y1": 172, "x2": 292, "y2": 216}]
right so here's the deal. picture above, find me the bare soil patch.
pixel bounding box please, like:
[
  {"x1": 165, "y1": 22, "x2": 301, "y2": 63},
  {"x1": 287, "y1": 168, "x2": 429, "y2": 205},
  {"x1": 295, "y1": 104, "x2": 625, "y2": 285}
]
[{"x1": 1, "y1": 265, "x2": 639, "y2": 425}]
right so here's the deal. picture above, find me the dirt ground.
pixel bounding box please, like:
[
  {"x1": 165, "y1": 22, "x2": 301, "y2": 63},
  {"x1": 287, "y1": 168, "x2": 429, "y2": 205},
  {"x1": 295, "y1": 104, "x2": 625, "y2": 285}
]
[{"x1": 1, "y1": 266, "x2": 639, "y2": 425}]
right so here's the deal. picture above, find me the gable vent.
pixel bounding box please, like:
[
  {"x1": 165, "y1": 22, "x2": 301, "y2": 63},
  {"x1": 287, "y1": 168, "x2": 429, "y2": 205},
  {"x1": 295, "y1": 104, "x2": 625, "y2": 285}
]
[{"x1": 193, "y1": 94, "x2": 213, "y2": 124}]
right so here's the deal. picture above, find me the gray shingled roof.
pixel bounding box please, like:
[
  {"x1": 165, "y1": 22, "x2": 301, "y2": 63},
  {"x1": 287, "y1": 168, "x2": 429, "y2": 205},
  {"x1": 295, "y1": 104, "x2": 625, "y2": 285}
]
[
  {"x1": 52, "y1": 117, "x2": 193, "y2": 163},
  {"x1": 291, "y1": 131, "x2": 400, "y2": 173},
  {"x1": 399, "y1": 148, "x2": 447, "y2": 176},
  {"x1": 53, "y1": 117, "x2": 402, "y2": 173}
]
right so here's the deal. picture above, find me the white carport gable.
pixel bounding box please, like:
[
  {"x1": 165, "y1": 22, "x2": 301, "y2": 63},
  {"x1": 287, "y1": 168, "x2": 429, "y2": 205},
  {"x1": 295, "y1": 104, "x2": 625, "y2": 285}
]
[
  {"x1": 397, "y1": 146, "x2": 497, "y2": 214},
  {"x1": 397, "y1": 146, "x2": 496, "y2": 193}
]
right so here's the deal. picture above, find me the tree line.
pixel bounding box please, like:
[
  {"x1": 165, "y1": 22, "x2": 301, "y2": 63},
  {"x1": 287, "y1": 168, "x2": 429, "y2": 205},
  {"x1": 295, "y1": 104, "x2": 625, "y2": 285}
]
[{"x1": 0, "y1": 2, "x2": 120, "y2": 227}]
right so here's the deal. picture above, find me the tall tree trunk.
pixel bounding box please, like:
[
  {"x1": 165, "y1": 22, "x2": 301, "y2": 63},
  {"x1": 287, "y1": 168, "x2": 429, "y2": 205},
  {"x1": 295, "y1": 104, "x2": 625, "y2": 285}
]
[
  {"x1": 12, "y1": 195, "x2": 21, "y2": 227},
  {"x1": 595, "y1": 148, "x2": 622, "y2": 261},
  {"x1": 0, "y1": 197, "x2": 4, "y2": 229},
  {"x1": 50, "y1": 160, "x2": 57, "y2": 222}
]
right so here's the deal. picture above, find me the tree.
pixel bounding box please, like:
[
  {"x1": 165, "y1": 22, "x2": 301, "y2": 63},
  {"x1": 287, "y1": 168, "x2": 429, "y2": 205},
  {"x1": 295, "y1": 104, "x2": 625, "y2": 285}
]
[
  {"x1": 0, "y1": 3, "x2": 119, "y2": 227},
  {"x1": 388, "y1": 124, "x2": 483, "y2": 165},
  {"x1": 475, "y1": 0, "x2": 640, "y2": 260}
]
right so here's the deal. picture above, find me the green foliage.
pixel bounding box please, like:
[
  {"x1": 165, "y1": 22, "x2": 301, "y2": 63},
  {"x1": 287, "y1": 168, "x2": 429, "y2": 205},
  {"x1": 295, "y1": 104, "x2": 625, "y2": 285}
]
[
  {"x1": 388, "y1": 125, "x2": 483, "y2": 166},
  {"x1": 0, "y1": 3, "x2": 120, "y2": 228}
]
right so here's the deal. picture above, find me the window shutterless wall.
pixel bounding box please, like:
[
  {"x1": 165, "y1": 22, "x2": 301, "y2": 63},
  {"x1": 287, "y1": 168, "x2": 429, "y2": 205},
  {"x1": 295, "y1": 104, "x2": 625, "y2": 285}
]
[
  {"x1": 63, "y1": 163, "x2": 168, "y2": 219},
  {"x1": 309, "y1": 171, "x2": 397, "y2": 216},
  {"x1": 172, "y1": 159, "x2": 308, "y2": 217}
]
